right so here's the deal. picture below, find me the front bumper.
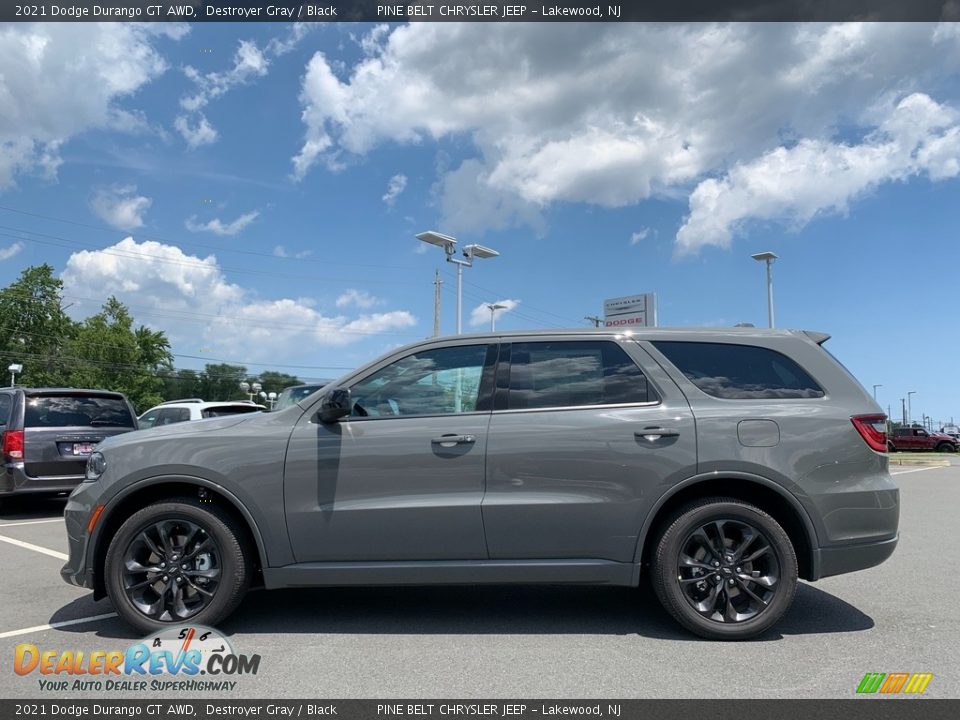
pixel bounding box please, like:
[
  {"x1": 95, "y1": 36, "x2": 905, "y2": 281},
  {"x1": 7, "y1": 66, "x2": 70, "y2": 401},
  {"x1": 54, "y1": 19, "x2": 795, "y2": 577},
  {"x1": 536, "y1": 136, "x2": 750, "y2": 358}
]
[{"x1": 59, "y1": 489, "x2": 100, "y2": 591}]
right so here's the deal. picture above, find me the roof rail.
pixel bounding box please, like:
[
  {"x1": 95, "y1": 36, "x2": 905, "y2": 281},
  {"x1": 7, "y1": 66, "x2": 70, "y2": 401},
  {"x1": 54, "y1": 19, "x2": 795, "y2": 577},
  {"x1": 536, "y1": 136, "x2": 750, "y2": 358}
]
[{"x1": 159, "y1": 398, "x2": 205, "y2": 405}]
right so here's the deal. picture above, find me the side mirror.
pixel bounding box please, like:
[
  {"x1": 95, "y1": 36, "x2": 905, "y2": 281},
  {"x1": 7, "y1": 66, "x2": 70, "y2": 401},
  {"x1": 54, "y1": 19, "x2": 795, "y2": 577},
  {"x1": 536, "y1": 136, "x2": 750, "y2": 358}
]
[{"x1": 318, "y1": 387, "x2": 352, "y2": 424}]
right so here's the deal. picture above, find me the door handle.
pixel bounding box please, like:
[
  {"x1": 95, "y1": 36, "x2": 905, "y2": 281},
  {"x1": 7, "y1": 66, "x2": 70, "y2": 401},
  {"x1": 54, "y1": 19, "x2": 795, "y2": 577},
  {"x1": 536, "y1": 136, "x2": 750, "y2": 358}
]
[
  {"x1": 431, "y1": 434, "x2": 476, "y2": 445},
  {"x1": 635, "y1": 427, "x2": 680, "y2": 441}
]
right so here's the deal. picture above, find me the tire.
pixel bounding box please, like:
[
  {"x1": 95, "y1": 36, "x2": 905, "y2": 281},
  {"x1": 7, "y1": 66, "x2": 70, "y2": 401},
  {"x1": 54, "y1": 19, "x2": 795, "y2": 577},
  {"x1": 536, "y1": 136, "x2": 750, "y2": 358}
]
[
  {"x1": 651, "y1": 497, "x2": 798, "y2": 640},
  {"x1": 887, "y1": 441, "x2": 897, "y2": 453},
  {"x1": 104, "y1": 497, "x2": 251, "y2": 634},
  {"x1": 935, "y1": 442, "x2": 955, "y2": 453}
]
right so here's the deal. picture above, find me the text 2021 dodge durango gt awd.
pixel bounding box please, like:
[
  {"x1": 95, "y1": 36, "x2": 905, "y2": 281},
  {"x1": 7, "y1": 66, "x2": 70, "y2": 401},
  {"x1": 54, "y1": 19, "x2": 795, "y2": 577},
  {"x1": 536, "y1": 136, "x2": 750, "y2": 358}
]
[{"x1": 62, "y1": 328, "x2": 899, "y2": 640}]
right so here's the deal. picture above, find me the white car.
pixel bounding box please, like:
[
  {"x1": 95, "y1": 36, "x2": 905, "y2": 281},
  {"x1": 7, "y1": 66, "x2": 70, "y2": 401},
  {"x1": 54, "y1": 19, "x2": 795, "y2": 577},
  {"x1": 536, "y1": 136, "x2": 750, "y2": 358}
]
[{"x1": 137, "y1": 399, "x2": 264, "y2": 429}]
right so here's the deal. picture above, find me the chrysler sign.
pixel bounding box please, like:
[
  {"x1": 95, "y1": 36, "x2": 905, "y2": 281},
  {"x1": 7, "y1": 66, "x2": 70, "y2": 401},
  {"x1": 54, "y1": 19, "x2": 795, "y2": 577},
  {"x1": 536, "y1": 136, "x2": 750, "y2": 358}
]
[{"x1": 603, "y1": 293, "x2": 657, "y2": 328}]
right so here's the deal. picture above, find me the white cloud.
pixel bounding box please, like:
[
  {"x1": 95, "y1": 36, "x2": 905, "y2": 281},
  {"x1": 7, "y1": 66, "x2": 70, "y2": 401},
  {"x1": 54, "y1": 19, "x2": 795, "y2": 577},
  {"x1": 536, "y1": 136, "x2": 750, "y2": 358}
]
[
  {"x1": 60, "y1": 238, "x2": 418, "y2": 364},
  {"x1": 185, "y1": 211, "x2": 259, "y2": 236},
  {"x1": 90, "y1": 185, "x2": 152, "y2": 231},
  {"x1": 174, "y1": 114, "x2": 218, "y2": 148},
  {"x1": 291, "y1": 23, "x2": 960, "y2": 243},
  {"x1": 0, "y1": 24, "x2": 182, "y2": 188},
  {"x1": 630, "y1": 229, "x2": 650, "y2": 245},
  {"x1": 676, "y1": 93, "x2": 960, "y2": 254},
  {"x1": 273, "y1": 245, "x2": 313, "y2": 259},
  {"x1": 0, "y1": 241, "x2": 23, "y2": 261},
  {"x1": 336, "y1": 289, "x2": 380, "y2": 309},
  {"x1": 180, "y1": 40, "x2": 269, "y2": 114},
  {"x1": 382, "y1": 174, "x2": 407, "y2": 205},
  {"x1": 469, "y1": 299, "x2": 520, "y2": 328}
]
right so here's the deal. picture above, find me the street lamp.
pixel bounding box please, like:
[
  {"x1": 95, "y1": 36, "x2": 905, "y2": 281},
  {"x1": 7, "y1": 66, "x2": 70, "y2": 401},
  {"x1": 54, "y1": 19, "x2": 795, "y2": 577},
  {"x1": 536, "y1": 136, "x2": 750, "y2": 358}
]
[
  {"x1": 872, "y1": 384, "x2": 882, "y2": 402},
  {"x1": 239, "y1": 380, "x2": 262, "y2": 403},
  {"x1": 8, "y1": 363, "x2": 22, "y2": 387},
  {"x1": 750, "y1": 251, "x2": 778, "y2": 328},
  {"x1": 907, "y1": 390, "x2": 916, "y2": 426},
  {"x1": 486, "y1": 303, "x2": 507, "y2": 332},
  {"x1": 267, "y1": 391, "x2": 277, "y2": 410},
  {"x1": 417, "y1": 231, "x2": 499, "y2": 334}
]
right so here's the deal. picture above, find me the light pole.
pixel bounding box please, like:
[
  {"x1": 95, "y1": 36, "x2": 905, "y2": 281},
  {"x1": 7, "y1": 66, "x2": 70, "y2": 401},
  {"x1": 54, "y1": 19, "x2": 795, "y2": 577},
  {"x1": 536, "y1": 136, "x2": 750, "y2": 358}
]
[
  {"x1": 872, "y1": 384, "x2": 882, "y2": 402},
  {"x1": 901, "y1": 398, "x2": 907, "y2": 426},
  {"x1": 417, "y1": 231, "x2": 499, "y2": 335},
  {"x1": 486, "y1": 303, "x2": 507, "y2": 332},
  {"x1": 8, "y1": 363, "x2": 22, "y2": 387},
  {"x1": 751, "y1": 251, "x2": 778, "y2": 328},
  {"x1": 267, "y1": 391, "x2": 277, "y2": 410},
  {"x1": 239, "y1": 380, "x2": 262, "y2": 403},
  {"x1": 907, "y1": 390, "x2": 916, "y2": 426}
]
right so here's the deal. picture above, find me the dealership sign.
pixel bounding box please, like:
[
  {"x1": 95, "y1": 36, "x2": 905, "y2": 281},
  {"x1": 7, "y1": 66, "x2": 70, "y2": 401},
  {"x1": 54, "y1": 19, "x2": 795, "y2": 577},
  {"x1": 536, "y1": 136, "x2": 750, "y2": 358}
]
[{"x1": 603, "y1": 293, "x2": 657, "y2": 328}]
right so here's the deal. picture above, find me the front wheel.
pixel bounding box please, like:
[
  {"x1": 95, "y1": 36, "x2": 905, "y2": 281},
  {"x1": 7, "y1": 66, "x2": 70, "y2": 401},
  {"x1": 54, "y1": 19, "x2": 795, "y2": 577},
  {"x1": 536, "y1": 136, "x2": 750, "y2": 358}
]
[
  {"x1": 651, "y1": 497, "x2": 798, "y2": 640},
  {"x1": 104, "y1": 498, "x2": 251, "y2": 634},
  {"x1": 935, "y1": 442, "x2": 955, "y2": 453}
]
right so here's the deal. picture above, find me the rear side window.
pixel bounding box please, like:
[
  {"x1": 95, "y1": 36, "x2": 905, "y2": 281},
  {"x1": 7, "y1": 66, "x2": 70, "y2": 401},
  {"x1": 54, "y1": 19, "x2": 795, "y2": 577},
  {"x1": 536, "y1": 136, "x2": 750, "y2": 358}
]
[
  {"x1": 653, "y1": 341, "x2": 825, "y2": 400},
  {"x1": 508, "y1": 341, "x2": 655, "y2": 410},
  {"x1": 202, "y1": 406, "x2": 262, "y2": 418},
  {"x1": 0, "y1": 394, "x2": 11, "y2": 426},
  {"x1": 24, "y1": 395, "x2": 135, "y2": 428}
]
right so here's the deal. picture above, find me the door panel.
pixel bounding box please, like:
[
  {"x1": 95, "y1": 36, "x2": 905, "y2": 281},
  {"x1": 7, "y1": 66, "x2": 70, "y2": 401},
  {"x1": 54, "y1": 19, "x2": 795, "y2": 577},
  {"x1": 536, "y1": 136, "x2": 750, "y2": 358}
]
[
  {"x1": 482, "y1": 340, "x2": 696, "y2": 562},
  {"x1": 283, "y1": 342, "x2": 497, "y2": 563}
]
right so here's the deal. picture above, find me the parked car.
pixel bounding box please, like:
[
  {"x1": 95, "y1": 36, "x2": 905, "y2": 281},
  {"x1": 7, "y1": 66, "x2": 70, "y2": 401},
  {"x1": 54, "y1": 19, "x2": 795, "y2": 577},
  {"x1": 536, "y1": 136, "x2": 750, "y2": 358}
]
[
  {"x1": 273, "y1": 383, "x2": 329, "y2": 411},
  {"x1": 1, "y1": 388, "x2": 137, "y2": 504},
  {"x1": 941, "y1": 425, "x2": 960, "y2": 441},
  {"x1": 62, "y1": 328, "x2": 898, "y2": 640},
  {"x1": 887, "y1": 426, "x2": 957, "y2": 453},
  {"x1": 137, "y1": 399, "x2": 263, "y2": 429}
]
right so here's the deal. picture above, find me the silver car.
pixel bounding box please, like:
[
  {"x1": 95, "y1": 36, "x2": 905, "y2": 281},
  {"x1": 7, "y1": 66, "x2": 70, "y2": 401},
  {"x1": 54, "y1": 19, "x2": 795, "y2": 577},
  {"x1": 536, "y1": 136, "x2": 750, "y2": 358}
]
[{"x1": 61, "y1": 328, "x2": 898, "y2": 640}]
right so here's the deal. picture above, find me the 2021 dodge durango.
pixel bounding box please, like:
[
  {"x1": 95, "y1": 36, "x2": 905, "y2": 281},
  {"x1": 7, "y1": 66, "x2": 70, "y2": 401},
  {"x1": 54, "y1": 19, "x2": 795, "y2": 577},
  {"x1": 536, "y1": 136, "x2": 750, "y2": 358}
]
[{"x1": 61, "y1": 328, "x2": 899, "y2": 640}]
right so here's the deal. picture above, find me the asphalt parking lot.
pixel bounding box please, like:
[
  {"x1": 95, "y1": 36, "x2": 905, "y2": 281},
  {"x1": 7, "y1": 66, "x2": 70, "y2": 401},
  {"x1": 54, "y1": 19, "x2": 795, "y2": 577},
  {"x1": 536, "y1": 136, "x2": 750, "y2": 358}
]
[{"x1": 1, "y1": 460, "x2": 958, "y2": 699}]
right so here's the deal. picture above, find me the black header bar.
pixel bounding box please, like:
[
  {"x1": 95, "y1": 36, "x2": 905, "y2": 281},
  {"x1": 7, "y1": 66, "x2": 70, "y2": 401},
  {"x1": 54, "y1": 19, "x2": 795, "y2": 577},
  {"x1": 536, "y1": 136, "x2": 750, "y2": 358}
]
[{"x1": 2, "y1": 1, "x2": 956, "y2": 23}]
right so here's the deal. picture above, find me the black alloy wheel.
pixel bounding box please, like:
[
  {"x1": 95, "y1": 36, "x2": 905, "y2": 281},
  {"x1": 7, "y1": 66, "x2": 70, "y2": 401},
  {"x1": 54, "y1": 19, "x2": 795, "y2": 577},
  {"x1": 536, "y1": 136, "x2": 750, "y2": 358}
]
[
  {"x1": 121, "y1": 519, "x2": 222, "y2": 621},
  {"x1": 105, "y1": 498, "x2": 250, "y2": 633},
  {"x1": 651, "y1": 497, "x2": 798, "y2": 640}
]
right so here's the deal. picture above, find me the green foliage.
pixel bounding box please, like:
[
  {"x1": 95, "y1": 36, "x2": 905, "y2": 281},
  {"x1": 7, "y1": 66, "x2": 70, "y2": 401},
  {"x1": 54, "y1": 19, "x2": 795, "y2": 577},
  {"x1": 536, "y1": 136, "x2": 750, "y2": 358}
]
[{"x1": 2, "y1": 265, "x2": 305, "y2": 412}]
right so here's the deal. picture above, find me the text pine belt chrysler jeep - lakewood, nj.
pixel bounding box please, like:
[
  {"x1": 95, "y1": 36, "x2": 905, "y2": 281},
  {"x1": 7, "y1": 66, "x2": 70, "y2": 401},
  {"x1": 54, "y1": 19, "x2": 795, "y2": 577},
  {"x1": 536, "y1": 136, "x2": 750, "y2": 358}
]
[{"x1": 61, "y1": 328, "x2": 898, "y2": 640}]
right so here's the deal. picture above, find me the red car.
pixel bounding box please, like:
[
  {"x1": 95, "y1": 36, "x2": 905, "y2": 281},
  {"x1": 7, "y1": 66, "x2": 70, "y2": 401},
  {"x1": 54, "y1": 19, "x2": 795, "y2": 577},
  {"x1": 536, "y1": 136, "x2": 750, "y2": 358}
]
[{"x1": 888, "y1": 427, "x2": 958, "y2": 453}]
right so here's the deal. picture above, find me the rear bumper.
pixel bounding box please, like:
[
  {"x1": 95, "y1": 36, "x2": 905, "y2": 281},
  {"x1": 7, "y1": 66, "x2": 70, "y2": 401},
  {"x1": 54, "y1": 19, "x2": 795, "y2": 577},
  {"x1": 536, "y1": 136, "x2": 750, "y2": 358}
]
[
  {"x1": 813, "y1": 533, "x2": 899, "y2": 580},
  {"x1": 2, "y1": 464, "x2": 82, "y2": 495}
]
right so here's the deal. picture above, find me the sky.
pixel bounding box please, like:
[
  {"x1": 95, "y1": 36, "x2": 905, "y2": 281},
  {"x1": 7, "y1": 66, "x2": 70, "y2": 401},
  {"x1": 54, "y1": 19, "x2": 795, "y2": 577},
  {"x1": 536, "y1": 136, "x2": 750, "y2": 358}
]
[{"x1": 0, "y1": 21, "x2": 959, "y2": 424}]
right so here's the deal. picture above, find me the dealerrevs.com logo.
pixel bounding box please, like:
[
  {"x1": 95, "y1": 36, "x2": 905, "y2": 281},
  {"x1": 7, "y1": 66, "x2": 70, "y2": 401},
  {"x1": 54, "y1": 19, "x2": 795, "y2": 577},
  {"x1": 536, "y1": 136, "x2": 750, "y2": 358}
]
[
  {"x1": 14, "y1": 626, "x2": 260, "y2": 692},
  {"x1": 856, "y1": 672, "x2": 933, "y2": 695}
]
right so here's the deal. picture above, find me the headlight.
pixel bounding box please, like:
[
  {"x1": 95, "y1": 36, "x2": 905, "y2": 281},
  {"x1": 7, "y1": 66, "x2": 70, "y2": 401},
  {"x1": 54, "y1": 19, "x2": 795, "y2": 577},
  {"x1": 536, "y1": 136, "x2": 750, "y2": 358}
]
[{"x1": 84, "y1": 452, "x2": 106, "y2": 482}]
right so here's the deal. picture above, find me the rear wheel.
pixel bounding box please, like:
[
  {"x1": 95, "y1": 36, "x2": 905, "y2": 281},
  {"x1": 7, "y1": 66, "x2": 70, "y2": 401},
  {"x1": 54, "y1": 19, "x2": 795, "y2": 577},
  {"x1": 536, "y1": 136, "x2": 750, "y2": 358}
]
[
  {"x1": 651, "y1": 497, "x2": 798, "y2": 640},
  {"x1": 887, "y1": 441, "x2": 897, "y2": 453},
  {"x1": 105, "y1": 498, "x2": 250, "y2": 634}
]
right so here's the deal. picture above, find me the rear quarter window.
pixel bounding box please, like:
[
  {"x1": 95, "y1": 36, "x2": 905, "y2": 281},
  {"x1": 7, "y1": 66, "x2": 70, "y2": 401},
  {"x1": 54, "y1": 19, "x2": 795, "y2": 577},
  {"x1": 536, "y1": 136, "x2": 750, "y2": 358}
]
[
  {"x1": 652, "y1": 341, "x2": 825, "y2": 400},
  {"x1": 0, "y1": 394, "x2": 11, "y2": 426},
  {"x1": 24, "y1": 395, "x2": 135, "y2": 428}
]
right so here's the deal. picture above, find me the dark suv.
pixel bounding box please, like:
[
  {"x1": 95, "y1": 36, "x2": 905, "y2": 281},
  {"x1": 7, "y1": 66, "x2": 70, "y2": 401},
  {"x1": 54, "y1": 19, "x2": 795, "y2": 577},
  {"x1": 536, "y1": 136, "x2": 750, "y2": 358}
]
[
  {"x1": 62, "y1": 329, "x2": 898, "y2": 640},
  {"x1": 1, "y1": 388, "x2": 137, "y2": 504}
]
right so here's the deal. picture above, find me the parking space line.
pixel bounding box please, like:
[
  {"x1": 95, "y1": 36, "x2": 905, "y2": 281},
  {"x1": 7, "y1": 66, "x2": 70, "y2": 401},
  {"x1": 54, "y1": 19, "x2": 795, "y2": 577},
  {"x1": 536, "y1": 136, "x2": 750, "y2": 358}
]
[
  {"x1": 891, "y1": 466, "x2": 947, "y2": 476},
  {"x1": 0, "y1": 533, "x2": 67, "y2": 560},
  {"x1": 0, "y1": 518, "x2": 64, "y2": 528},
  {"x1": 0, "y1": 613, "x2": 118, "y2": 640}
]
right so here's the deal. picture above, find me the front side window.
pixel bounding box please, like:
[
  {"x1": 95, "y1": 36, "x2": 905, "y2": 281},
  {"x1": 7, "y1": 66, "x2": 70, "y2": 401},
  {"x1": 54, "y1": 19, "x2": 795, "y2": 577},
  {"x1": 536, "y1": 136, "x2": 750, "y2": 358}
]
[
  {"x1": 653, "y1": 341, "x2": 825, "y2": 400},
  {"x1": 507, "y1": 341, "x2": 654, "y2": 410},
  {"x1": 350, "y1": 344, "x2": 492, "y2": 418}
]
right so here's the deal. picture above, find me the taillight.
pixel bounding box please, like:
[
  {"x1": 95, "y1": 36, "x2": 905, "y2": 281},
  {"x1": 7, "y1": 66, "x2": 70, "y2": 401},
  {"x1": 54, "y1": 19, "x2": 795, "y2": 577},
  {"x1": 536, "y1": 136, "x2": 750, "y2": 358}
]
[
  {"x1": 851, "y1": 414, "x2": 888, "y2": 453},
  {"x1": 2, "y1": 429, "x2": 24, "y2": 460}
]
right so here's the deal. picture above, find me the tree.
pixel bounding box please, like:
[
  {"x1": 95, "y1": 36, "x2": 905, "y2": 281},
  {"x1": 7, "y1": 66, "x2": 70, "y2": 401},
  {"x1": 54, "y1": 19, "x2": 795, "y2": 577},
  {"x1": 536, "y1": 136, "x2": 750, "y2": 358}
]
[
  {"x1": 198, "y1": 363, "x2": 248, "y2": 401},
  {"x1": 0, "y1": 264, "x2": 76, "y2": 386},
  {"x1": 257, "y1": 371, "x2": 302, "y2": 395}
]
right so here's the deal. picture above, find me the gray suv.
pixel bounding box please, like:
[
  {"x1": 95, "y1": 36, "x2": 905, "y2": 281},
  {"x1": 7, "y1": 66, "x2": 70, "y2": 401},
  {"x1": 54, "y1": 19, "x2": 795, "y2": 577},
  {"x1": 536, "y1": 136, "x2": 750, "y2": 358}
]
[{"x1": 61, "y1": 329, "x2": 898, "y2": 640}]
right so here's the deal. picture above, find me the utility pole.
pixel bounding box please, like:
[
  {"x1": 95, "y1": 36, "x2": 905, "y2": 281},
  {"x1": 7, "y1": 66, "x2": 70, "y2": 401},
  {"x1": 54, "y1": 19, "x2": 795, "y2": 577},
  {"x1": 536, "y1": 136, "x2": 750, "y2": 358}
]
[
  {"x1": 901, "y1": 398, "x2": 907, "y2": 426},
  {"x1": 432, "y1": 269, "x2": 442, "y2": 337},
  {"x1": 584, "y1": 315, "x2": 603, "y2": 328}
]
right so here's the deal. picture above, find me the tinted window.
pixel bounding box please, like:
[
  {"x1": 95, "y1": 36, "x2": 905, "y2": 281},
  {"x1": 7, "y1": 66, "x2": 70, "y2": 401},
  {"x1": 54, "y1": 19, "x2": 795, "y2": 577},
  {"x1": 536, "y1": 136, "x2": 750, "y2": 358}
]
[
  {"x1": 24, "y1": 395, "x2": 135, "y2": 428},
  {"x1": 653, "y1": 341, "x2": 825, "y2": 400},
  {"x1": 0, "y1": 394, "x2": 11, "y2": 425},
  {"x1": 508, "y1": 341, "x2": 654, "y2": 410},
  {"x1": 202, "y1": 406, "x2": 262, "y2": 418},
  {"x1": 350, "y1": 344, "x2": 490, "y2": 417}
]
